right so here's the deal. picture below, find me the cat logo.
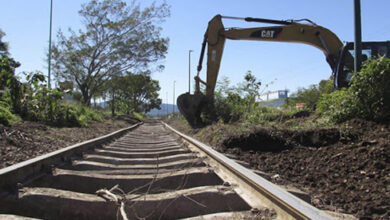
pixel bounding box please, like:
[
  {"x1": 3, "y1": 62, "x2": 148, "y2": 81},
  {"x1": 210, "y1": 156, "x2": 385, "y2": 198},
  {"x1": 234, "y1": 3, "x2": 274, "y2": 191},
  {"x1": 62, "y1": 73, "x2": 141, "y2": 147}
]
[
  {"x1": 250, "y1": 28, "x2": 283, "y2": 39},
  {"x1": 261, "y1": 30, "x2": 275, "y2": 38}
]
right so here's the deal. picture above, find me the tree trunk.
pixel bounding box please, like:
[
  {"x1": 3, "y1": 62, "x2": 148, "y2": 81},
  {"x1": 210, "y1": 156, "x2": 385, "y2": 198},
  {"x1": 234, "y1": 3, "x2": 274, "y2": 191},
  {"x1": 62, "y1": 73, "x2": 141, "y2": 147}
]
[
  {"x1": 80, "y1": 86, "x2": 91, "y2": 106},
  {"x1": 111, "y1": 92, "x2": 116, "y2": 117}
]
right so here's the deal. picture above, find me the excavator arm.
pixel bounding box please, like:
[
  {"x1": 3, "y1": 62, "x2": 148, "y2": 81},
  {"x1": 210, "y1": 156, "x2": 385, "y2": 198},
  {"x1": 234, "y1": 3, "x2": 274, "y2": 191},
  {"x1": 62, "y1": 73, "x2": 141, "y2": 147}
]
[
  {"x1": 178, "y1": 14, "x2": 353, "y2": 128},
  {"x1": 199, "y1": 14, "x2": 349, "y2": 95}
]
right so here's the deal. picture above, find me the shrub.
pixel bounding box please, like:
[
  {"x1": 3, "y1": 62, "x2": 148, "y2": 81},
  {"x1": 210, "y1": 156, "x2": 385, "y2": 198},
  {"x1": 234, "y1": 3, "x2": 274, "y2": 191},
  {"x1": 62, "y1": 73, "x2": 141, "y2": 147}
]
[
  {"x1": 317, "y1": 56, "x2": 390, "y2": 123},
  {"x1": 317, "y1": 88, "x2": 356, "y2": 123},
  {"x1": 283, "y1": 79, "x2": 333, "y2": 110},
  {"x1": 245, "y1": 105, "x2": 283, "y2": 125},
  {"x1": 78, "y1": 105, "x2": 104, "y2": 122},
  {"x1": 0, "y1": 105, "x2": 20, "y2": 126},
  {"x1": 133, "y1": 112, "x2": 145, "y2": 121},
  {"x1": 77, "y1": 114, "x2": 89, "y2": 127},
  {"x1": 350, "y1": 56, "x2": 390, "y2": 121},
  {"x1": 48, "y1": 104, "x2": 104, "y2": 127}
]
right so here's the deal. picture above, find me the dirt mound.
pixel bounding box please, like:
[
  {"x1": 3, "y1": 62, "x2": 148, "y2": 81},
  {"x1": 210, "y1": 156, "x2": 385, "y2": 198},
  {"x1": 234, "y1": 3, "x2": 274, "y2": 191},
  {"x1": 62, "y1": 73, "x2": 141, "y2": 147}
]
[
  {"x1": 164, "y1": 116, "x2": 390, "y2": 219},
  {"x1": 223, "y1": 127, "x2": 348, "y2": 150},
  {"x1": 223, "y1": 128, "x2": 290, "y2": 152},
  {"x1": 289, "y1": 128, "x2": 341, "y2": 147},
  {"x1": 215, "y1": 120, "x2": 390, "y2": 219}
]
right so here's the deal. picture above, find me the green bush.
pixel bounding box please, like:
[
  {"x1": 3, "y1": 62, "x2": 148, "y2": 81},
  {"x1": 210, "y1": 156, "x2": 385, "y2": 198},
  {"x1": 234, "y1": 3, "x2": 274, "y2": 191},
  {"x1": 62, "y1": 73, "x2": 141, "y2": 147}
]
[
  {"x1": 78, "y1": 105, "x2": 104, "y2": 122},
  {"x1": 48, "y1": 104, "x2": 103, "y2": 127},
  {"x1": 317, "y1": 56, "x2": 390, "y2": 123},
  {"x1": 133, "y1": 112, "x2": 145, "y2": 121},
  {"x1": 213, "y1": 92, "x2": 246, "y2": 123},
  {"x1": 317, "y1": 88, "x2": 356, "y2": 123},
  {"x1": 283, "y1": 79, "x2": 333, "y2": 110},
  {"x1": 245, "y1": 105, "x2": 283, "y2": 125},
  {"x1": 350, "y1": 56, "x2": 390, "y2": 121},
  {"x1": 0, "y1": 105, "x2": 20, "y2": 126}
]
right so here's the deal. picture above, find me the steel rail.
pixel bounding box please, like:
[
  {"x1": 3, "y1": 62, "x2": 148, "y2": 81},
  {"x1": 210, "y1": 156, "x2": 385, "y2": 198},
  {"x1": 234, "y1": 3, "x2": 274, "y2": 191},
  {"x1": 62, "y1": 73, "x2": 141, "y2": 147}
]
[
  {"x1": 0, "y1": 122, "x2": 142, "y2": 191},
  {"x1": 163, "y1": 122, "x2": 333, "y2": 220}
]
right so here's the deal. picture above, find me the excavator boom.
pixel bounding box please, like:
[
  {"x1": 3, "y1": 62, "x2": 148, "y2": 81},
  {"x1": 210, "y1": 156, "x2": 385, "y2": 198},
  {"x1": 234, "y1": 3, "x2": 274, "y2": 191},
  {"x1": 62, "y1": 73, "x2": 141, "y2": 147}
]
[
  {"x1": 177, "y1": 14, "x2": 388, "y2": 128},
  {"x1": 201, "y1": 15, "x2": 346, "y2": 96}
]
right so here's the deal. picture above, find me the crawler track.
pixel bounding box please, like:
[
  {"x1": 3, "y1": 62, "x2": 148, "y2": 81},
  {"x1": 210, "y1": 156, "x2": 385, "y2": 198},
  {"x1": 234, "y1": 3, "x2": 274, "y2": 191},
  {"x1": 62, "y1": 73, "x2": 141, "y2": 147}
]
[{"x1": 0, "y1": 122, "x2": 334, "y2": 219}]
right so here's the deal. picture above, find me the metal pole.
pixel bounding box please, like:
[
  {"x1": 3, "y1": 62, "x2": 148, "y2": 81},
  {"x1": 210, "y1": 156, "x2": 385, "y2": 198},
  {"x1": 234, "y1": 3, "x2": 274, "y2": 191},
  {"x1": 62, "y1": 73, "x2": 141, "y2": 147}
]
[
  {"x1": 48, "y1": 0, "x2": 53, "y2": 89},
  {"x1": 188, "y1": 50, "x2": 193, "y2": 93},
  {"x1": 173, "y1": 81, "x2": 176, "y2": 113},
  {"x1": 166, "y1": 92, "x2": 168, "y2": 115},
  {"x1": 354, "y1": 0, "x2": 362, "y2": 72}
]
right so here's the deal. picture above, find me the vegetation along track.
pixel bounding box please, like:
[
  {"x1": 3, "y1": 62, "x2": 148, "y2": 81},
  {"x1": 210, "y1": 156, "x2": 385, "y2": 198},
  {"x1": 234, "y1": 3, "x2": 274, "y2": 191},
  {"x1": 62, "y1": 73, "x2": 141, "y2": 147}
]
[{"x1": 0, "y1": 121, "x2": 337, "y2": 219}]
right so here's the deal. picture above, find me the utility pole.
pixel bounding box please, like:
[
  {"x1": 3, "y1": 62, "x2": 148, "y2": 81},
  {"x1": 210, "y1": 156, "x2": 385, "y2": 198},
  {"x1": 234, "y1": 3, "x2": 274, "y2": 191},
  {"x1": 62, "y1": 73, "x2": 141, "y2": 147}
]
[
  {"x1": 354, "y1": 0, "x2": 362, "y2": 72},
  {"x1": 173, "y1": 81, "x2": 176, "y2": 113},
  {"x1": 166, "y1": 92, "x2": 168, "y2": 115},
  {"x1": 188, "y1": 50, "x2": 193, "y2": 93},
  {"x1": 48, "y1": 0, "x2": 53, "y2": 89}
]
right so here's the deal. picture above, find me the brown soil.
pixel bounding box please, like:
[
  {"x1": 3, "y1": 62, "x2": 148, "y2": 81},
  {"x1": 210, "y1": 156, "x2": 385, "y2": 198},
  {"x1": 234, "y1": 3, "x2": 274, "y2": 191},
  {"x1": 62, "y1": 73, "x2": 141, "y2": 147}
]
[
  {"x1": 0, "y1": 117, "x2": 137, "y2": 169},
  {"x1": 166, "y1": 117, "x2": 390, "y2": 220}
]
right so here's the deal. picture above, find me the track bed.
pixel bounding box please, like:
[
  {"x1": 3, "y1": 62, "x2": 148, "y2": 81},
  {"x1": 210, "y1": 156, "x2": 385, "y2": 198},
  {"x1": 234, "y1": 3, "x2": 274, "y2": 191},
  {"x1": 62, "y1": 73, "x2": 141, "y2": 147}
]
[{"x1": 0, "y1": 122, "x2": 337, "y2": 219}]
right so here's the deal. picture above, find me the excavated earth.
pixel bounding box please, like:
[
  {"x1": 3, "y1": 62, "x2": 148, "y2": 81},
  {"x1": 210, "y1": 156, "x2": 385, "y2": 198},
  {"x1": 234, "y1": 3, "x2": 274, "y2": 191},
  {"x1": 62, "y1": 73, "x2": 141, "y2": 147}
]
[
  {"x1": 0, "y1": 117, "x2": 137, "y2": 169},
  {"x1": 166, "y1": 117, "x2": 390, "y2": 220}
]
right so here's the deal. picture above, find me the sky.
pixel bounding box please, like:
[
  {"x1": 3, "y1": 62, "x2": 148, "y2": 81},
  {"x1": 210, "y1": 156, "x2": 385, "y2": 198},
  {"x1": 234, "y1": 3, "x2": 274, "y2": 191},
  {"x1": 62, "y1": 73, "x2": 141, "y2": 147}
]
[{"x1": 1, "y1": 0, "x2": 390, "y2": 105}]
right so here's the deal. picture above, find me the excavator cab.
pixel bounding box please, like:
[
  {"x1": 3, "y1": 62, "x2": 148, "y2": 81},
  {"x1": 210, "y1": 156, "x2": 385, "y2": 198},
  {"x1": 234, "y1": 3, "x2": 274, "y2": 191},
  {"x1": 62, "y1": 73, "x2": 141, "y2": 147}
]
[{"x1": 335, "y1": 41, "x2": 390, "y2": 88}]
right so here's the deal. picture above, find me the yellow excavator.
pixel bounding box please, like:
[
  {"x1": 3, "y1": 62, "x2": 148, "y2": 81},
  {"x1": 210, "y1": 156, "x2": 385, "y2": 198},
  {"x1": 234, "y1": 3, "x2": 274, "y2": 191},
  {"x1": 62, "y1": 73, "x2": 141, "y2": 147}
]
[{"x1": 177, "y1": 14, "x2": 390, "y2": 128}]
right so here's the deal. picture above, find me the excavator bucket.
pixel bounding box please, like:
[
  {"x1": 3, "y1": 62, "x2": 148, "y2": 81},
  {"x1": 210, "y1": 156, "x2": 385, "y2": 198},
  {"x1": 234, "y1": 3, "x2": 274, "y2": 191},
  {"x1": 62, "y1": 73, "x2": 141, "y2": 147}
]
[{"x1": 177, "y1": 93, "x2": 207, "y2": 128}]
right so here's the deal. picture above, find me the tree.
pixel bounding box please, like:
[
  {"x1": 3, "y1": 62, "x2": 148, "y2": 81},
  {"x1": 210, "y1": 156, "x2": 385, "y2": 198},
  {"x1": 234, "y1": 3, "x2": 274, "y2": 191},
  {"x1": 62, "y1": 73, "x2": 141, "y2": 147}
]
[
  {"x1": 285, "y1": 78, "x2": 333, "y2": 110},
  {"x1": 0, "y1": 29, "x2": 22, "y2": 113},
  {"x1": 52, "y1": 0, "x2": 170, "y2": 105},
  {"x1": 105, "y1": 73, "x2": 161, "y2": 115},
  {"x1": 103, "y1": 76, "x2": 122, "y2": 116},
  {"x1": 241, "y1": 70, "x2": 262, "y2": 98},
  {"x1": 237, "y1": 70, "x2": 262, "y2": 112},
  {"x1": 0, "y1": 29, "x2": 8, "y2": 53},
  {"x1": 119, "y1": 73, "x2": 161, "y2": 114}
]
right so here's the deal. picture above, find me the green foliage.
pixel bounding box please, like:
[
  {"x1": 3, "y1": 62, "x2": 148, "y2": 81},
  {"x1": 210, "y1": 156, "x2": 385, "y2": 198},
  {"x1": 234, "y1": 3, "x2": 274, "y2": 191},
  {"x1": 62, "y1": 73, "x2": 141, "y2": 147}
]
[
  {"x1": 213, "y1": 92, "x2": 246, "y2": 123},
  {"x1": 245, "y1": 104, "x2": 283, "y2": 125},
  {"x1": 104, "y1": 73, "x2": 162, "y2": 116},
  {"x1": 52, "y1": 0, "x2": 170, "y2": 105},
  {"x1": 0, "y1": 70, "x2": 103, "y2": 127},
  {"x1": 46, "y1": 104, "x2": 103, "y2": 127},
  {"x1": 240, "y1": 70, "x2": 262, "y2": 98},
  {"x1": 0, "y1": 102, "x2": 20, "y2": 126},
  {"x1": 283, "y1": 79, "x2": 333, "y2": 110},
  {"x1": 20, "y1": 71, "x2": 65, "y2": 122},
  {"x1": 350, "y1": 56, "x2": 390, "y2": 121},
  {"x1": 133, "y1": 112, "x2": 145, "y2": 121},
  {"x1": 211, "y1": 71, "x2": 281, "y2": 124},
  {"x1": 317, "y1": 57, "x2": 390, "y2": 123},
  {"x1": 209, "y1": 75, "x2": 245, "y2": 123},
  {"x1": 58, "y1": 81, "x2": 73, "y2": 92},
  {"x1": 77, "y1": 105, "x2": 104, "y2": 122},
  {"x1": 1, "y1": 31, "x2": 22, "y2": 114},
  {"x1": 0, "y1": 29, "x2": 104, "y2": 127},
  {"x1": 317, "y1": 88, "x2": 356, "y2": 123}
]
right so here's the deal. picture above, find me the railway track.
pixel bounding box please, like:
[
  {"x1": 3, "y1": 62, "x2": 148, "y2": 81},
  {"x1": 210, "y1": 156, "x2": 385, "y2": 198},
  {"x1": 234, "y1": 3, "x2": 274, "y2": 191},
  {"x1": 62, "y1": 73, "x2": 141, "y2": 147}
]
[{"x1": 0, "y1": 121, "x2": 337, "y2": 219}]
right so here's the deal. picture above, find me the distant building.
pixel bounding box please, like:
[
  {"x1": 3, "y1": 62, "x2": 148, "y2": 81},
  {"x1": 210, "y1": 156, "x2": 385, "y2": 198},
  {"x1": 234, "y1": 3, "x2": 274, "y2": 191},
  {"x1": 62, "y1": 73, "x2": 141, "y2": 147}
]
[
  {"x1": 257, "y1": 90, "x2": 288, "y2": 101},
  {"x1": 257, "y1": 90, "x2": 288, "y2": 108}
]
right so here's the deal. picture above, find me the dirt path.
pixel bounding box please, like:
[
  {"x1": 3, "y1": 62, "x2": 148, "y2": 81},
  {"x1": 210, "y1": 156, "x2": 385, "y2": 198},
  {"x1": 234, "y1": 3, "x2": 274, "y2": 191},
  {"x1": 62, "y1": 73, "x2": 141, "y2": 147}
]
[{"x1": 0, "y1": 118, "x2": 137, "y2": 169}]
